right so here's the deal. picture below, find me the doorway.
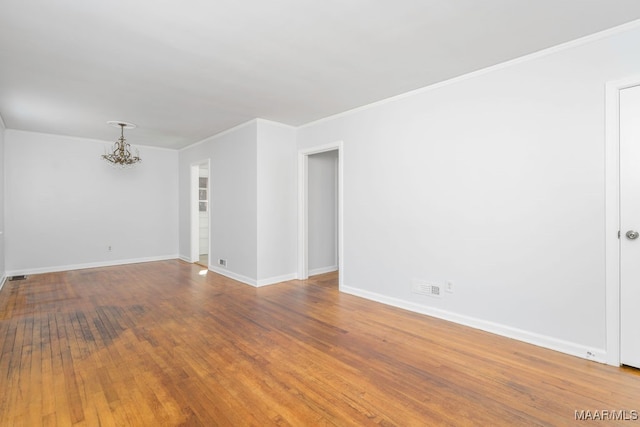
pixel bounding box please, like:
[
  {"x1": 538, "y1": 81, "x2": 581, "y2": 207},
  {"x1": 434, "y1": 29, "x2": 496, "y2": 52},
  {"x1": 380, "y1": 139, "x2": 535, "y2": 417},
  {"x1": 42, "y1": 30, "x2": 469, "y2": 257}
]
[
  {"x1": 308, "y1": 150, "x2": 339, "y2": 277},
  {"x1": 605, "y1": 76, "x2": 640, "y2": 368},
  {"x1": 190, "y1": 160, "x2": 210, "y2": 268},
  {"x1": 298, "y1": 142, "x2": 344, "y2": 289}
]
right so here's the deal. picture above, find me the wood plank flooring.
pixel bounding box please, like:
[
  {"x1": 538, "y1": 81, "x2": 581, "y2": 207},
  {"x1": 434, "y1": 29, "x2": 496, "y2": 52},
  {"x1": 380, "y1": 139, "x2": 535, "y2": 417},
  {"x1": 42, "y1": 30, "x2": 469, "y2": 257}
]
[{"x1": 1, "y1": 260, "x2": 639, "y2": 426}]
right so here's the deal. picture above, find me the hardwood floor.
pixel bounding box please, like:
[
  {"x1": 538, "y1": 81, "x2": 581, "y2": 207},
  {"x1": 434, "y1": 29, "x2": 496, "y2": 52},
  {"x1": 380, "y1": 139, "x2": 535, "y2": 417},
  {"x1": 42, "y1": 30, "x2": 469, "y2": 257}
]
[
  {"x1": 1, "y1": 260, "x2": 639, "y2": 426},
  {"x1": 195, "y1": 254, "x2": 208, "y2": 268}
]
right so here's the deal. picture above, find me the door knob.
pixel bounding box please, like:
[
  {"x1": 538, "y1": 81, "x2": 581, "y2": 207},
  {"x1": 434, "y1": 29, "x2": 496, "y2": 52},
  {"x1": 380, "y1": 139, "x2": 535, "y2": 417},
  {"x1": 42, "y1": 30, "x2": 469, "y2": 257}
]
[{"x1": 626, "y1": 230, "x2": 639, "y2": 240}]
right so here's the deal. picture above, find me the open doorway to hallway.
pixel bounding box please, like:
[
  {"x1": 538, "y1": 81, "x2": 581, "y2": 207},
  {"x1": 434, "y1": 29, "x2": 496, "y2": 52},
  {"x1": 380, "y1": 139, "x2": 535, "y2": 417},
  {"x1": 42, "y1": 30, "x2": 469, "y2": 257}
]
[
  {"x1": 308, "y1": 150, "x2": 339, "y2": 282},
  {"x1": 298, "y1": 141, "x2": 343, "y2": 289},
  {"x1": 191, "y1": 161, "x2": 210, "y2": 268}
]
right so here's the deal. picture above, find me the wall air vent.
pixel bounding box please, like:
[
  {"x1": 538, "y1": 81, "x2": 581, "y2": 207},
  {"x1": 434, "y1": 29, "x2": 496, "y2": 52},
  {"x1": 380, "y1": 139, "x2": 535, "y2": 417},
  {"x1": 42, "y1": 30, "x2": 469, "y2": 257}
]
[
  {"x1": 412, "y1": 281, "x2": 442, "y2": 298},
  {"x1": 8, "y1": 275, "x2": 27, "y2": 281}
]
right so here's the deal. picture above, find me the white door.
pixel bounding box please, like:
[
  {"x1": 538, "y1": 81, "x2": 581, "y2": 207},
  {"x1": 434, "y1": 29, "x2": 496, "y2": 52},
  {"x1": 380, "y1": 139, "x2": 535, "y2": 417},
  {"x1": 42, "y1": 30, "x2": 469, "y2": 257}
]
[{"x1": 619, "y1": 84, "x2": 640, "y2": 369}]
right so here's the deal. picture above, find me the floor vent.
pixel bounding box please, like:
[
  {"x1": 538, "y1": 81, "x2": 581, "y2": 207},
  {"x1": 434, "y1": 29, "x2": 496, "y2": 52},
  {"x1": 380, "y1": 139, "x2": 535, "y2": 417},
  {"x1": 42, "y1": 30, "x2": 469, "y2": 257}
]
[{"x1": 8, "y1": 275, "x2": 27, "y2": 281}]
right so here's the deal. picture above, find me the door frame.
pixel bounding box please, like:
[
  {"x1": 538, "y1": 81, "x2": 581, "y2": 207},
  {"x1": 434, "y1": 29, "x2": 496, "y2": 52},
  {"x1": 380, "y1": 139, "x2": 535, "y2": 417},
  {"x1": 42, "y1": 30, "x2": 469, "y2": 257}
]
[
  {"x1": 298, "y1": 141, "x2": 344, "y2": 289},
  {"x1": 605, "y1": 75, "x2": 640, "y2": 366},
  {"x1": 190, "y1": 159, "x2": 211, "y2": 265}
]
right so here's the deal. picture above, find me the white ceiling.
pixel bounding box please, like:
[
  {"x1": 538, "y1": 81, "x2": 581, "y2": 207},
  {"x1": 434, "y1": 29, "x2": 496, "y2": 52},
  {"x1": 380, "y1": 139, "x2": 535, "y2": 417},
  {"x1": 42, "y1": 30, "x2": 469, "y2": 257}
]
[{"x1": 2, "y1": 0, "x2": 640, "y2": 149}]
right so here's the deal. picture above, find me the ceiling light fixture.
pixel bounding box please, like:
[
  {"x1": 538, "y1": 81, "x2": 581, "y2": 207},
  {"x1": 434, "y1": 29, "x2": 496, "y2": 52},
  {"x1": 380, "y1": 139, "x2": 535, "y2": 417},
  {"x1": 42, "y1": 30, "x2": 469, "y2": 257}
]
[{"x1": 102, "y1": 121, "x2": 141, "y2": 167}]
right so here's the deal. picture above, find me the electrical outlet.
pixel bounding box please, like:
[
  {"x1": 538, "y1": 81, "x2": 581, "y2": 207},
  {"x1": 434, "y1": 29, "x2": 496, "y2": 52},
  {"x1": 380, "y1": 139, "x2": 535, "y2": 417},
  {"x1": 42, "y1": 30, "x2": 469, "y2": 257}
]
[
  {"x1": 108, "y1": 245, "x2": 112, "y2": 252},
  {"x1": 218, "y1": 259, "x2": 227, "y2": 267},
  {"x1": 445, "y1": 281, "x2": 454, "y2": 293}
]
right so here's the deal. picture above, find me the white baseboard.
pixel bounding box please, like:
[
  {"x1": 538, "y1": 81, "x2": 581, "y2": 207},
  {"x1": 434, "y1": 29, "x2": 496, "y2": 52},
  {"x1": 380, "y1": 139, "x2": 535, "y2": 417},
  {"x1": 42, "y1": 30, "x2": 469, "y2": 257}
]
[
  {"x1": 257, "y1": 273, "x2": 297, "y2": 287},
  {"x1": 0, "y1": 275, "x2": 6, "y2": 292},
  {"x1": 309, "y1": 265, "x2": 338, "y2": 276},
  {"x1": 207, "y1": 267, "x2": 297, "y2": 288},
  {"x1": 178, "y1": 255, "x2": 193, "y2": 263},
  {"x1": 341, "y1": 285, "x2": 607, "y2": 364},
  {"x1": 5, "y1": 254, "x2": 180, "y2": 277},
  {"x1": 208, "y1": 266, "x2": 257, "y2": 287}
]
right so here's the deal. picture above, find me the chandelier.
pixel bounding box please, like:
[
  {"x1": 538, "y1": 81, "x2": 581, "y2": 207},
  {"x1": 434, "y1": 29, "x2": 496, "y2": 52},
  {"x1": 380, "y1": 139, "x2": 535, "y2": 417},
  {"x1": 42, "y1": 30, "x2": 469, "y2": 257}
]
[{"x1": 102, "y1": 121, "x2": 141, "y2": 167}]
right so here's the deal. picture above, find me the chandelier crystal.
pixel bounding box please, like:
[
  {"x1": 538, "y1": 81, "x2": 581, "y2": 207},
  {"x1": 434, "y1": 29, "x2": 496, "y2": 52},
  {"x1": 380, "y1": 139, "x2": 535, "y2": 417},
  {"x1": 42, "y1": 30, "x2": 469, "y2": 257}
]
[{"x1": 102, "y1": 121, "x2": 141, "y2": 167}]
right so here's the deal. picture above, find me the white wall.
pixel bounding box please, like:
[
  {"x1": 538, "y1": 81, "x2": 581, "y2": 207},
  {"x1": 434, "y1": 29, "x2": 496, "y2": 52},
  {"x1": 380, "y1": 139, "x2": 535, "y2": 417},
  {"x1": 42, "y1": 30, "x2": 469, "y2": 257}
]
[
  {"x1": 297, "y1": 24, "x2": 640, "y2": 361},
  {"x1": 179, "y1": 119, "x2": 297, "y2": 286},
  {"x1": 308, "y1": 150, "x2": 338, "y2": 275},
  {"x1": 5, "y1": 130, "x2": 179, "y2": 274},
  {"x1": 0, "y1": 116, "x2": 5, "y2": 286},
  {"x1": 256, "y1": 119, "x2": 297, "y2": 284},
  {"x1": 179, "y1": 121, "x2": 258, "y2": 282}
]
